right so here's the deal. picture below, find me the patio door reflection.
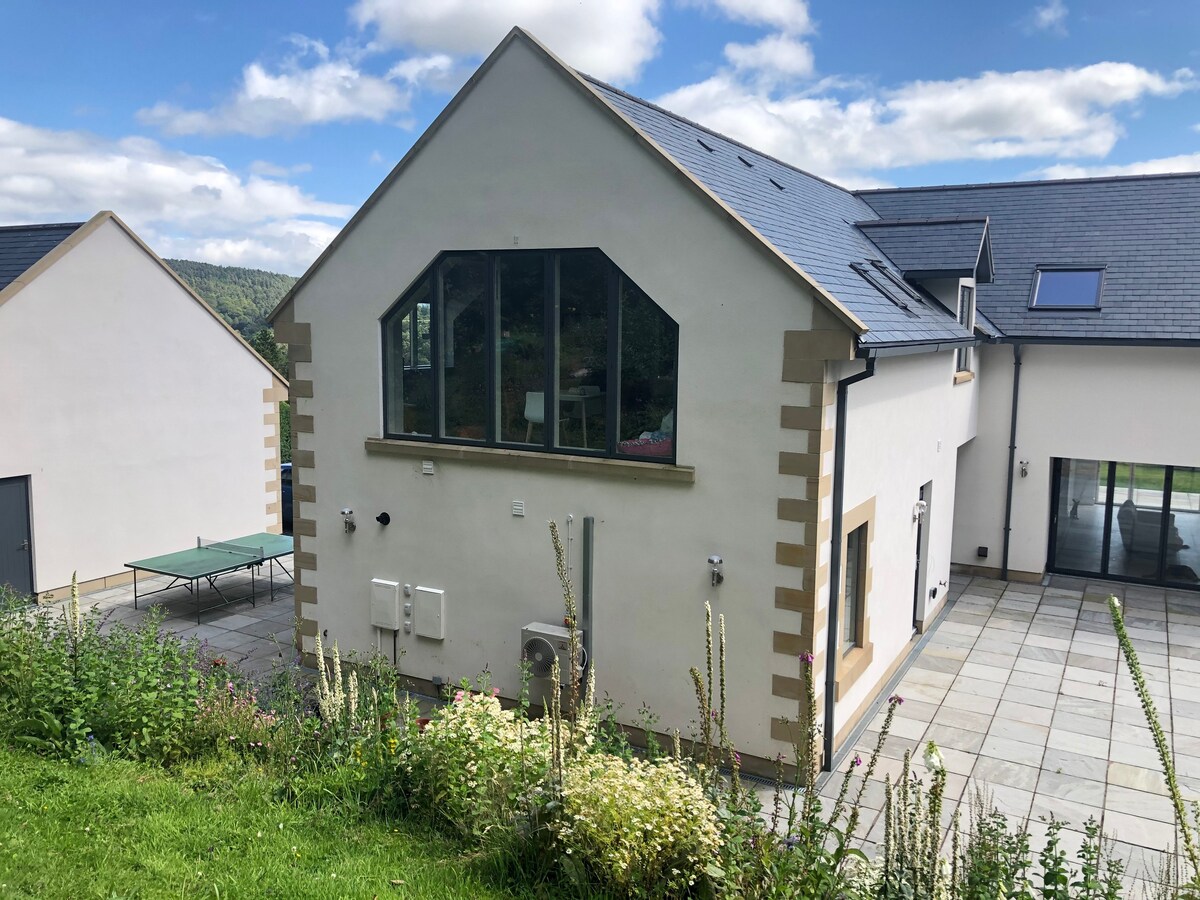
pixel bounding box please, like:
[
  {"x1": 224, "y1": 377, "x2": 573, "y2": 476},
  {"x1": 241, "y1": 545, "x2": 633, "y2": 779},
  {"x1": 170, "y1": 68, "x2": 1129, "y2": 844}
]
[{"x1": 1050, "y1": 458, "x2": 1199, "y2": 589}]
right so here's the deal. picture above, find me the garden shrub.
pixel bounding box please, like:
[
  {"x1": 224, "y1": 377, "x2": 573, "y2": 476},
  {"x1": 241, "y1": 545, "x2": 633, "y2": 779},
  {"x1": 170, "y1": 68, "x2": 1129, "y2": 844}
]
[
  {"x1": 555, "y1": 753, "x2": 720, "y2": 897},
  {"x1": 0, "y1": 579, "x2": 208, "y2": 764},
  {"x1": 404, "y1": 684, "x2": 552, "y2": 840}
]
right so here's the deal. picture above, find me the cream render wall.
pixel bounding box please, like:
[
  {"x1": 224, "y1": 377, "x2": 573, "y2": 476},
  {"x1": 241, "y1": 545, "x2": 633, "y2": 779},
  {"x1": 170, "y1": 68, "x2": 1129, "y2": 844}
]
[
  {"x1": 0, "y1": 217, "x2": 283, "y2": 594},
  {"x1": 952, "y1": 343, "x2": 1200, "y2": 579},
  {"x1": 831, "y1": 347, "x2": 976, "y2": 736},
  {"x1": 289, "y1": 38, "x2": 847, "y2": 761}
]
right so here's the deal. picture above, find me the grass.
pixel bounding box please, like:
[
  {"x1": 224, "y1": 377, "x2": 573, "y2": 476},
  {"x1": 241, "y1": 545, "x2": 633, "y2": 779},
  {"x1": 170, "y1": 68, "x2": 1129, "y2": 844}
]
[
  {"x1": 0, "y1": 748, "x2": 525, "y2": 899},
  {"x1": 1110, "y1": 463, "x2": 1200, "y2": 496}
]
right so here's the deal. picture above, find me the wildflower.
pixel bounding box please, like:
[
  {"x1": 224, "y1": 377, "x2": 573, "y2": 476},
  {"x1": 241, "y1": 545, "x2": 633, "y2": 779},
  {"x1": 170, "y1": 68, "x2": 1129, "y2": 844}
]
[
  {"x1": 923, "y1": 740, "x2": 945, "y2": 774},
  {"x1": 852, "y1": 755, "x2": 862, "y2": 768},
  {"x1": 888, "y1": 694, "x2": 905, "y2": 705},
  {"x1": 799, "y1": 651, "x2": 814, "y2": 664}
]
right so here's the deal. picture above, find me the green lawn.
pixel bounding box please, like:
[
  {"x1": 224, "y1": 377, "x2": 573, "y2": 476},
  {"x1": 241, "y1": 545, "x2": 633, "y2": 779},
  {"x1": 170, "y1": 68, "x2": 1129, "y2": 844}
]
[
  {"x1": 0, "y1": 749, "x2": 524, "y2": 899},
  {"x1": 1110, "y1": 462, "x2": 1200, "y2": 495}
]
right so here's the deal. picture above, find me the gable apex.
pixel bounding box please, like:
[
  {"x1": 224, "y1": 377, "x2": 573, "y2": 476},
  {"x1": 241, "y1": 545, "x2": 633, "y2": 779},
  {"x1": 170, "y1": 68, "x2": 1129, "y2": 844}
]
[{"x1": 271, "y1": 27, "x2": 866, "y2": 338}]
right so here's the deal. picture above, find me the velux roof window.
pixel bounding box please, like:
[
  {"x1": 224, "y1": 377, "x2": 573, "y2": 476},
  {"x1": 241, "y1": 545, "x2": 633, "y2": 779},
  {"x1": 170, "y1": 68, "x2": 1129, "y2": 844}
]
[{"x1": 1030, "y1": 267, "x2": 1105, "y2": 309}]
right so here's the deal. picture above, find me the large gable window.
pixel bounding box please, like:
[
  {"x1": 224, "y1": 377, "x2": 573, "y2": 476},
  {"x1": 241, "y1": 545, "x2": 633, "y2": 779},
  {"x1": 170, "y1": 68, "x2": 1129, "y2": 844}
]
[
  {"x1": 382, "y1": 249, "x2": 678, "y2": 463},
  {"x1": 1030, "y1": 267, "x2": 1105, "y2": 309}
]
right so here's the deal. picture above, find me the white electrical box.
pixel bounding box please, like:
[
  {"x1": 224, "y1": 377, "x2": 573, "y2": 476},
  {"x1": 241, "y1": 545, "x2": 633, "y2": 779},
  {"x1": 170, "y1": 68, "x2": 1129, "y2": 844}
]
[
  {"x1": 413, "y1": 585, "x2": 445, "y2": 640},
  {"x1": 370, "y1": 578, "x2": 402, "y2": 631}
]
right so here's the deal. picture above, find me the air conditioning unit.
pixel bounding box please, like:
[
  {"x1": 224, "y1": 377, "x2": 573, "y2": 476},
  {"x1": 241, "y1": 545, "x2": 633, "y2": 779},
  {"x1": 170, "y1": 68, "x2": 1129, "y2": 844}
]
[{"x1": 520, "y1": 622, "x2": 586, "y2": 706}]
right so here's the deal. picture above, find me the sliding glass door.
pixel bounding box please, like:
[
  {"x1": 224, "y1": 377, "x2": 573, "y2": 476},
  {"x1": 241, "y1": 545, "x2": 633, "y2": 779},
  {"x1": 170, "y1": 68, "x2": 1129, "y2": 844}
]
[{"x1": 1050, "y1": 458, "x2": 1199, "y2": 590}]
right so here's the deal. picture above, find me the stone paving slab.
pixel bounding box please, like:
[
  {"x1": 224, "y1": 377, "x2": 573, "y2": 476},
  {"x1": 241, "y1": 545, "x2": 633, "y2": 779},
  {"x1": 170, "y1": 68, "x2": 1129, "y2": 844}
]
[
  {"x1": 68, "y1": 555, "x2": 297, "y2": 673},
  {"x1": 848, "y1": 573, "x2": 1199, "y2": 884}
]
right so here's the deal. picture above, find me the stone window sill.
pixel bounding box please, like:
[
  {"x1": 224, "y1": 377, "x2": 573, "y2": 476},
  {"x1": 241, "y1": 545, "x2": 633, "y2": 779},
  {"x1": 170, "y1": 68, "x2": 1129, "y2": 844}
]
[
  {"x1": 364, "y1": 437, "x2": 695, "y2": 484},
  {"x1": 953, "y1": 370, "x2": 975, "y2": 385}
]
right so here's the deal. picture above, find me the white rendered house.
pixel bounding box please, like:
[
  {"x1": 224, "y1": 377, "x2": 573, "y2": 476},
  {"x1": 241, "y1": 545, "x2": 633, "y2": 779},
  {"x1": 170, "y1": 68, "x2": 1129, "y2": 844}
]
[
  {"x1": 0, "y1": 212, "x2": 288, "y2": 601},
  {"x1": 271, "y1": 30, "x2": 1199, "y2": 768}
]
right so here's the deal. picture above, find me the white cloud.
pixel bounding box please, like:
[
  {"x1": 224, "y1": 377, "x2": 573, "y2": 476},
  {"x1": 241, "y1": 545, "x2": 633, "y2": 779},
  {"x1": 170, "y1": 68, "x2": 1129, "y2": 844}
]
[
  {"x1": 249, "y1": 160, "x2": 313, "y2": 177},
  {"x1": 657, "y1": 62, "x2": 1194, "y2": 184},
  {"x1": 152, "y1": 219, "x2": 345, "y2": 272},
  {"x1": 138, "y1": 38, "x2": 408, "y2": 137},
  {"x1": 691, "y1": 0, "x2": 811, "y2": 33},
  {"x1": 350, "y1": 0, "x2": 663, "y2": 84},
  {"x1": 386, "y1": 53, "x2": 463, "y2": 91},
  {"x1": 725, "y1": 34, "x2": 814, "y2": 81},
  {"x1": 1037, "y1": 153, "x2": 1200, "y2": 179},
  {"x1": 0, "y1": 116, "x2": 350, "y2": 273},
  {"x1": 1031, "y1": 0, "x2": 1069, "y2": 35}
]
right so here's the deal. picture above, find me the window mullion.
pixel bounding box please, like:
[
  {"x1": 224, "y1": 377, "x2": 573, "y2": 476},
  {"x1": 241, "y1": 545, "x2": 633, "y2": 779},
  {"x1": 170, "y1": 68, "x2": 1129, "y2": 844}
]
[
  {"x1": 431, "y1": 266, "x2": 444, "y2": 440},
  {"x1": 605, "y1": 266, "x2": 620, "y2": 456},
  {"x1": 485, "y1": 255, "x2": 497, "y2": 445},
  {"x1": 544, "y1": 252, "x2": 556, "y2": 451}
]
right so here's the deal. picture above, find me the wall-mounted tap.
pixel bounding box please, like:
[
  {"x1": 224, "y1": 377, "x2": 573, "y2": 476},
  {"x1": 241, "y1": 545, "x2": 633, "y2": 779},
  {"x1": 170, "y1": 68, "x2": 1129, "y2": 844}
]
[{"x1": 340, "y1": 508, "x2": 356, "y2": 533}]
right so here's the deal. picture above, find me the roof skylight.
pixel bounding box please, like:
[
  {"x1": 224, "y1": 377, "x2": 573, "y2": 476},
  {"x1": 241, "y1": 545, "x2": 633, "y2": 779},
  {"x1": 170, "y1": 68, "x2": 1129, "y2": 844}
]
[
  {"x1": 850, "y1": 263, "x2": 913, "y2": 313},
  {"x1": 1030, "y1": 267, "x2": 1105, "y2": 309}
]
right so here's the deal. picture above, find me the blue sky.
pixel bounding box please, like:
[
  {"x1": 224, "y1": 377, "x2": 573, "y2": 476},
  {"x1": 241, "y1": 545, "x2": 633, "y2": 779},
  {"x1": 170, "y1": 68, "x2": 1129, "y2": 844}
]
[{"x1": 2, "y1": 0, "x2": 1197, "y2": 273}]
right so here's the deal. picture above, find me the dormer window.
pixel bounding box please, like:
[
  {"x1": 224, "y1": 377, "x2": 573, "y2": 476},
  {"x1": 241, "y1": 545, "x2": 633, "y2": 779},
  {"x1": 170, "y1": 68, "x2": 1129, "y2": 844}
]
[{"x1": 1030, "y1": 267, "x2": 1105, "y2": 309}]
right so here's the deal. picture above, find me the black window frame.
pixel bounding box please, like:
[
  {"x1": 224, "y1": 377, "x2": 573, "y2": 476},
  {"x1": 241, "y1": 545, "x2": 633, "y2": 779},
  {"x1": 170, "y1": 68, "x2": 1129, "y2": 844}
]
[
  {"x1": 380, "y1": 248, "x2": 679, "y2": 465},
  {"x1": 956, "y1": 284, "x2": 975, "y2": 372},
  {"x1": 1029, "y1": 266, "x2": 1106, "y2": 310},
  {"x1": 842, "y1": 522, "x2": 868, "y2": 653}
]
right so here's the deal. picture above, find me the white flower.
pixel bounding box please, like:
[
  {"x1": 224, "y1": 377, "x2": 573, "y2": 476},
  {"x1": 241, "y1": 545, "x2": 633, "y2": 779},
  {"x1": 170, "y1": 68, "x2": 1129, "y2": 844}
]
[{"x1": 923, "y1": 740, "x2": 945, "y2": 775}]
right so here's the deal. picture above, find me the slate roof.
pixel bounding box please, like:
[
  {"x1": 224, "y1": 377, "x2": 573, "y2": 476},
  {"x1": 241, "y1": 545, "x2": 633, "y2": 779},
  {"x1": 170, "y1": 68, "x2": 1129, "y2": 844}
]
[
  {"x1": 858, "y1": 175, "x2": 1200, "y2": 342},
  {"x1": 586, "y1": 78, "x2": 972, "y2": 348},
  {"x1": 0, "y1": 222, "x2": 84, "y2": 293},
  {"x1": 856, "y1": 218, "x2": 993, "y2": 283}
]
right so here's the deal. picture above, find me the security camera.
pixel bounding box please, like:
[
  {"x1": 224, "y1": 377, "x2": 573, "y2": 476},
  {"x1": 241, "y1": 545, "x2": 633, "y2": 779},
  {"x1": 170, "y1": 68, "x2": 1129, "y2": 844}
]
[{"x1": 708, "y1": 555, "x2": 723, "y2": 566}]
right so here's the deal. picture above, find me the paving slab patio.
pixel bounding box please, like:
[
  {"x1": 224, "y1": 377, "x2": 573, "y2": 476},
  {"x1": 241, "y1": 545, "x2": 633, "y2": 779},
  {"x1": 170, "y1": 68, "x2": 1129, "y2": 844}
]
[
  {"x1": 843, "y1": 572, "x2": 1198, "y2": 884},
  {"x1": 71, "y1": 556, "x2": 298, "y2": 674}
]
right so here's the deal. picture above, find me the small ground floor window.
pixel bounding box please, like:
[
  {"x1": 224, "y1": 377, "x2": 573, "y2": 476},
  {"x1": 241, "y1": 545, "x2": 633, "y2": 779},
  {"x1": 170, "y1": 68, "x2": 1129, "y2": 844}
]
[{"x1": 1049, "y1": 458, "x2": 1199, "y2": 590}]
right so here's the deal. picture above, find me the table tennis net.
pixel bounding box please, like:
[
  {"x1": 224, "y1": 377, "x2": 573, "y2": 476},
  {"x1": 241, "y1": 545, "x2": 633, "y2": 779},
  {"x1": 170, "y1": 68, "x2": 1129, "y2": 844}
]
[{"x1": 197, "y1": 538, "x2": 264, "y2": 561}]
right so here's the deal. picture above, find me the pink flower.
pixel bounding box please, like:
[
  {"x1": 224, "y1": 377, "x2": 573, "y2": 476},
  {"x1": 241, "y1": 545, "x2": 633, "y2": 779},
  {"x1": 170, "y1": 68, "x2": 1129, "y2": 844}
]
[
  {"x1": 852, "y1": 755, "x2": 862, "y2": 768},
  {"x1": 492, "y1": 688, "x2": 500, "y2": 697},
  {"x1": 454, "y1": 690, "x2": 465, "y2": 703},
  {"x1": 888, "y1": 694, "x2": 904, "y2": 706},
  {"x1": 799, "y1": 652, "x2": 814, "y2": 664}
]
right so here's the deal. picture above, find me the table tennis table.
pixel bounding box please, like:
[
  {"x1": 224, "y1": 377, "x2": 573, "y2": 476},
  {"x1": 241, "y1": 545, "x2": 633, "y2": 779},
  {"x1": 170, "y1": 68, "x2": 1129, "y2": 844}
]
[{"x1": 126, "y1": 532, "x2": 294, "y2": 623}]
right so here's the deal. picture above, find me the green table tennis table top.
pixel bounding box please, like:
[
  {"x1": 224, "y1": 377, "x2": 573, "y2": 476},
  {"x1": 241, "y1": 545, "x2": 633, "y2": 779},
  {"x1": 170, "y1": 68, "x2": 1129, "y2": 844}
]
[{"x1": 125, "y1": 532, "x2": 294, "y2": 580}]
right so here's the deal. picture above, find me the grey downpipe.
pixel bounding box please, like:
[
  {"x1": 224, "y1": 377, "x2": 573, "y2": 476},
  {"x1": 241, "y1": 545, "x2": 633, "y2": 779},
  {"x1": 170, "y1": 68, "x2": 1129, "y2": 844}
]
[
  {"x1": 822, "y1": 357, "x2": 877, "y2": 772},
  {"x1": 581, "y1": 516, "x2": 594, "y2": 671},
  {"x1": 1000, "y1": 344, "x2": 1023, "y2": 580}
]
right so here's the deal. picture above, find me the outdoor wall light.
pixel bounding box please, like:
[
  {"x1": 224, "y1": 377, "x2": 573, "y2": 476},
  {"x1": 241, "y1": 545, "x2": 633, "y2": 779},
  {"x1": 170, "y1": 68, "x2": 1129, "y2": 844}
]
[
  {"x1": 376, "y1": 512, "x2": 391, "y2": 526},
  {"x1": 913, "y1": 499, "x2": 928, "y2": 524},
  {"x1": 708, "y1": 555, "x2": 724, "y2": 587},
  {"x1": 340, "y1": 508, "x2": 356, "y2": 533}
]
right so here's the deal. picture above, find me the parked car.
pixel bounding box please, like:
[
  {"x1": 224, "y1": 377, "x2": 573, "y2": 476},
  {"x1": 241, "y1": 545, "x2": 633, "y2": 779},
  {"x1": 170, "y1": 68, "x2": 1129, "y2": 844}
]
[{"x1": 281, "y1": 462, "x2": 292, "y2": 534}]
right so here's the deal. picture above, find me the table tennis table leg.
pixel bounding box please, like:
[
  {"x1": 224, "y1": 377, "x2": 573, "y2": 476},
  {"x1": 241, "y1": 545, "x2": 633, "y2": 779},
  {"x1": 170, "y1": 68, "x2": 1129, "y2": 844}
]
[{"x1": 133, "y1": 571, "x2": 139, "y2": 611}]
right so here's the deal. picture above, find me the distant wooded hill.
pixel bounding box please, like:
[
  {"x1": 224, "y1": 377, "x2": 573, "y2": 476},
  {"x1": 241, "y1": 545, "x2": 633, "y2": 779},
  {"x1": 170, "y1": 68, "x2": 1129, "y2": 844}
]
[{"x1": 167, "y1": 259, "x2": 297, "y2": 339}]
